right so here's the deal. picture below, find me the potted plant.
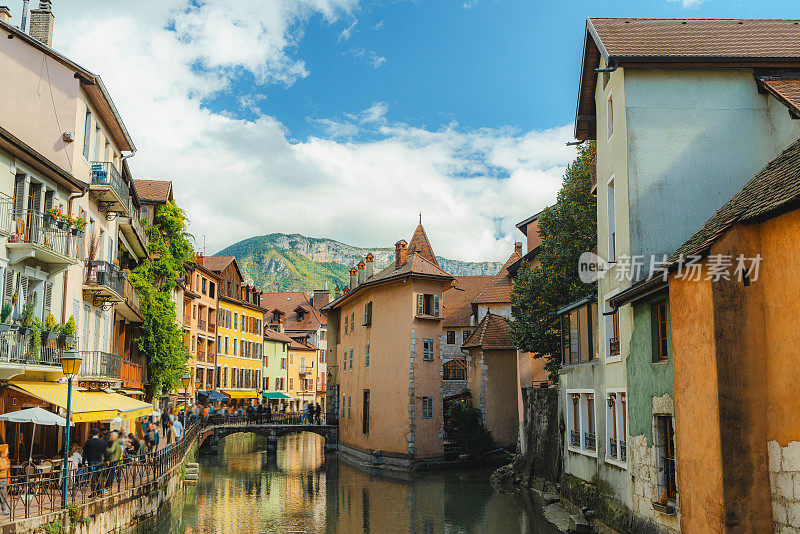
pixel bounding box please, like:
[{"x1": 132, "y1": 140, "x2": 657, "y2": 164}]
[
  {"x1": 57, "y1": 212, "x2": 70, "y2": 231},
  {"x1": 71, "y1": 217, "x2": 86, "y2": 237},
  {"x1": 44, "y1": 207, "x2": 61, "y2": 226},
  {"x1": 42, "y1": 313, "x2": 60, "y2": 341},
  {"x1": 26, "y1": 320, "x2": 41, "y2": 363},
  {"x1": 59, "y1": 315, "x2": 76, "y2": 346},
  {"x1": 0, "y1": 303, "x2": 12, "y2": 333},
  {"x1": 18, "y1": 293, "x2": 36, "y2": 335}
]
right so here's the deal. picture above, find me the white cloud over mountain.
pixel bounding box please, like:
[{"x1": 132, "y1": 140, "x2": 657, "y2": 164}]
[{"x1": 51, "y1": 0, "x2": 575, "y2": 263}]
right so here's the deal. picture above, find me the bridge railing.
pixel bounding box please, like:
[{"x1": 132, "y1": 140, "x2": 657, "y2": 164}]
[{"x1": 201, "y1": 411, "x2": 333, "y2": 427}]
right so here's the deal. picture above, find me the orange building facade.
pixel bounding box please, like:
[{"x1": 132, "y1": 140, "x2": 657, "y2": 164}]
[
  {"x1": 181, "y1": 257, "x2": 220, "y2": 396},
  {"x1": 323, "y1": 225, "x2": 454, "y2": 467}
]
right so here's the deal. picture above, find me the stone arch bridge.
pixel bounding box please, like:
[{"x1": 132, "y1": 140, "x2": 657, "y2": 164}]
[{"x1": 199, "y1": 417, "x2": 338, "y2": 453}]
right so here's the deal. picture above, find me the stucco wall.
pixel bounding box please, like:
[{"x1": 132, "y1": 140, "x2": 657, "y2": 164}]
[{"x1": 466, "y1": 348, "x2": 517, "y2": 448}]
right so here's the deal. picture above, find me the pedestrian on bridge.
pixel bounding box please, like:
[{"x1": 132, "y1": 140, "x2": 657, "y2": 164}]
[{"x1": 314, "y1": 403, "x2": 322, "y2": 425}]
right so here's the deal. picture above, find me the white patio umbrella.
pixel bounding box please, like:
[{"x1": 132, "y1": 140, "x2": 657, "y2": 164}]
[{"x1": 0, "y1": 406, "x2": 73, "y2": 462}]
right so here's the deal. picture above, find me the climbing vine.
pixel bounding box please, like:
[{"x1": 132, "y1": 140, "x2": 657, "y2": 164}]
[{"x1": 129, "y1": 201, "x2": 194, "y2": 398}]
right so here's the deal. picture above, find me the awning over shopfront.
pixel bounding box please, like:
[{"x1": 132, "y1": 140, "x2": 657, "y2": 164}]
[
  {"x1": 221, "y1": 389, "x2": 259, "y2": 400},
  {"x1": 262, "y1": 392, "x2": 292, "y2": 399},
  {"x1": 9, "y1": 381, "x2": 153, "y2": 422},
  {"x1": 198, "y1": 390, "x2": 228, "y2": 402}
]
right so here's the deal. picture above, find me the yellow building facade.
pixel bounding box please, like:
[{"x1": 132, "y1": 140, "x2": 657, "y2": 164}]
[{"x1": 216, "y1": 295, "x2": 264, "y2": 403}]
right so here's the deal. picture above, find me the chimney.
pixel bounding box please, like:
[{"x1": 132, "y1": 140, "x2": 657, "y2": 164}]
[
  {"x1": 349, "y1": 267, "x2": 357, "y2": 289},
  {"x1": 195, "y1": 252, "x2": 205, "y2": 267},
  {"x1": 312, "y1": 289, "x2": 330, "y2": 309},
  {"x1": 357, "y1": 261, "x2": 365, "y2": 284},
  {"x1": 395, "y1": 240, "x2": 408, "y2": 269},
  {"x1": 0, "y1": 6, "x2": 11, "y2": 23},
  {"x1": 29, "y1": 1, "x2": 54, "y2": 46},
  {"x1": 365, "y1": 253, "x2": 374, "y2": 278},
  {"x1": 334, "y1": 285, "x2": 341, "y2": 299},
  {"x1": 515, "y1": 242, "x2": 523, "y2": 256}
]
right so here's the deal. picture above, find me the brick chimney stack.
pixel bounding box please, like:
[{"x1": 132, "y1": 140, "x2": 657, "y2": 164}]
[
  {"x1": 29, "y1": 1, "x2": 54, "y2": 46},
  {"x1": 357, "y1": 261, "x2": 365, "y2": 284},
  {"x1": 0, "y1": 6, "x2": 11, "y2": 23},
  {"x1": 395, "y1": 240, "x2": 408, "y2": 269},
  {"x1": 515, "y1": 242, "x2": 523, "y2": 256},
  {"x1": 365, "y1": 253, "x2": 374, "y2": 278},
  {"x1": 312, "y1": 289, "x2": 330, "y2": 309},
  {"x1": 334, "y1": 285, "x2": 341, "y2": 299},
  {"x1": 349, "y1": 267, "x2": 357, "y2": 289}
]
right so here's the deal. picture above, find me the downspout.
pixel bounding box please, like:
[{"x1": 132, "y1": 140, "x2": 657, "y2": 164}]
[{"x1": 61, "y1": 187, "x2": 88, "y2": 322}]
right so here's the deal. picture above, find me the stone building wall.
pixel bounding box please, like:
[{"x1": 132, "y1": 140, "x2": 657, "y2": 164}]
[{"x1": 768, "y1": 439, "x2": 800, "y2": 531}]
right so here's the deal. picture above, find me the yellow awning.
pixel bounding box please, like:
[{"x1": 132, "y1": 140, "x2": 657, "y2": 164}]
[
  {"x1": 82, "y1": 392, "x2": 154, "y2": 421},
  {"x1": 10, "y1": 381, "x2": 118, "y2": 423},
  {"x1": 221, "y1": 389, "x2": 259, "y2": 400}
]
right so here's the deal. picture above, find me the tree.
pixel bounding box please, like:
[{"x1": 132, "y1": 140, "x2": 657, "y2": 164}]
[
  {"x1": 511, "y1": 142, "x2": 597, "y2": 383},
  {"x1": 130, "y1": 201, "x2": 195, "y2": 398}
]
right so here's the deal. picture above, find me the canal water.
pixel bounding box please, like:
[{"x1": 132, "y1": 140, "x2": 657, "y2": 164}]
[{"x1": 154, "y1": 432, "x2": 559, "y2": 533}]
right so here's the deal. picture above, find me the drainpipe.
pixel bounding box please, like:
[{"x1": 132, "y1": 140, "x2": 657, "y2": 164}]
[{"x1": 61, "y1": 188, "x2": 88, "y2": 322}]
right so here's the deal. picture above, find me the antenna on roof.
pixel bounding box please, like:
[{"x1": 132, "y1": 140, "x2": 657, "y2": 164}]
[
  {"x1": 203, "y1": 235, "x2": 206, "y2": 256},
  {"x1": 419, "y1": 212, "x2": 422, "y2": 224}
]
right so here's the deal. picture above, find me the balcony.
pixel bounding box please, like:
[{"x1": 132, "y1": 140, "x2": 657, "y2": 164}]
[
  {"x1": 198, "y1": 319, "x2": 207, "y2": 332},
  {"x1": 207, "y1": 322, "x2": 216, "y2": 334},
  {"x1": 609, "y1": 438, "x2": 618, "y2": 459},
  {"x1": 121, "y1": 360, "x2": 144, "y2": 390},
  {"x1": 83, "y1": 261, "x2": 125, "y2": 307},
  {"x1": 115, "y1": 278, "x2": 142, "y2": 322},
  {"x1": 0, "y1": 327, "x2": 67, "y2": 380},
  {"x1": 619, "y1": 440, "x2": 627, "y2": 462},
  {"x1": 6, "y1": 209, "x2": 79, "y2": 274},
  {"x1": 0, "y1": 194, "x2": 13, "y2": 236},
  {"x1": 90, "y1": 162, "x2": 130, "y2": 214},
  {"x1": 609, "y1": 337, "x2": 620, "y2": 357},
  {"x1": 585, "y1": 432, "x2": 596, "y2": 451},
  {"x1": 78, "y1": 351, "x2": 121, "y2": 380},
  {"x1": 569, "y1": 430, "x2": 581, "y2": 448},
  {"x1": 299, "y1": 366, "x2": 314, "y2": 376},
  {"x1": 183, "y1": 313, "x2": 191, "y2": 325},
  {"x1": 197, "y1": 349, "x2": 206, "y2": 362},
  {"x1": 119, "y1": 203, "x2": 149, "y2": 259}
]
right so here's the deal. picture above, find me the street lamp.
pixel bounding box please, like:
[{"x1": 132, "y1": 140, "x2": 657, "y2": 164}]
[
  {"x1": 181, "y1": 372, "x2": 191, "y2": 426},
  {"x1": 61, "y1": 351, "x2": 82, "y2": 508}
]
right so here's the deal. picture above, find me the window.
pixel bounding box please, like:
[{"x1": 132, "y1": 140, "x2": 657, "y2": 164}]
[
  {"x1": 655, "y1": 415, "x2": 677, "y2": 502},
  {"x1": 82, "y1": 109, "x2": 92, "y2": 159},
  {"x1": 224, "y1": 336, "x2": 229, "y2": 355},
  {"x1": 362, "y1": 390, "x2": 370, "y2": 434},
  {"x1": 607, "y1": 93, "x2": 614, "y2": 140},
  {"x1": 567, "y1": 391, "x2": 597, "y2": 455},
  {"x1": 607, "y1": 308, "x2": 620, "y2": 359},
  {"x1": 561, "y1": 302, "x2": 597, "y2": 365},
  {"x1": 289, "y1": 378, "x2": 294, "y2": 390},
  {"x1": 654, "y1": 301, "x2": 668, "y2": 363},
  {"x1": 94, "y1": 124, "x2": 101, "y2": 161},
  {"x1": 422, "y1": 339, "x2": 434, "y2": 361},
  {"x1": 416, "y1": 294, "x2": 440, "y2": 317},
  {"x1": 363, "y1": 301, "x2": 373, "y2": 325},
  {"x1": 342, "y1": 395, "x2": 346, "y2": 419},
  {"x1": 365, "y1": 342, "x2": 370, "y2": 368},
  {"x1": 234, "y1": 313, "x2": 238, "y2": 330},
  {"x1": 607, "y1": 177, "x2": 615, "y2": 262},
  {"x1": 351, "y1": 311, "x2": 355, "y2": 330},
  {"x1": 462, "y1": 330, "x2": 471, "y2": 344},
  {"x1": 320, "y1": 350, "x2": 326, "y2": 364},
  {"x1": 446, "y1": 331, "x2": 455, "y2": 345},
  {"x1": 209, "y1": 282, "x2": 215, "y2": 298},
  {"x1": 344, "y1": 314, "x2": 348, "y2": 334},
  {"x1": 421, "y1": 397, "x2": 433, "y2": 419},
  {"x1": 349, "y1": 348, "x2": 354, "y2": 370},
  {"x1": 348, "y1": 395, "x2": 351, "y2": 419},
  {"x1": 606, "y1": 391, "x2": 627, "y2": 464},
  {"x1": 443, "y1": 359, "x2": 466, "y2": 381},
  {"x1": 202, "y1": 278, "x2": 207, "y2": 294}
]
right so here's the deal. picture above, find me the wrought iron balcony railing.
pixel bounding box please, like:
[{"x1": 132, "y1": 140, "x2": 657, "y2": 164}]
[
  {"x1": 90, "y1": 161, "x2": 130, "y2": 210},
  {"x1": 609, "y1": 438, "x2": 618, "y2": 459},
  {"x1": 85, "y1": 260, "x2": 125, "y2": 299},
  {"x1": 198, "y1": 319, "x2": 206, "y2": 331},
  {"x1": 10, "y1": 209, "x2": 78, "y2": 259},
  {"x1": 569, "y1": 430, "x2": 581, "y2": 448},
  {"x1": 0, "y1": 194, "x2": 13, "y2": 235},
  {"x1": 609, "y1": 337, "x2": 620, "y2": 357},
  {"x1": 620, "y1": 440, "x2": 627, "y2": 462},
  {"x1": 0, "y1": 327, "x2": 65, "y2": 367},
  {"x1": 584, "y1": 432, "x2": 596, "y2": 451},
  {"x1": 78, "y1": 351, "x2": 121, "y2": 379}
]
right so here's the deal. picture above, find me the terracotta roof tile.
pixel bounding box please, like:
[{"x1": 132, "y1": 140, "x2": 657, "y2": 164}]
[
  {"x1": 590, "y1": 18, "x2": 800, "y2": 59},
  {"x1": 263, "y1": 329, "x2": 293, "y2": 344},
  {"x1": 472, "y1": 249, "x2": 520, "y2": 304},
  {"x1": 442, "y1": 276, "x2": 493, "y2": 328},
  {"x1": 202, "y1": 256, "x2": 236, "y2": 273},
  {"x1": 133, "y1": 179, "x2": 173, "y2": 203},
  {"x1": 669, "y1": 138, "x2": 800, "y2": 262},
  {"x1": 758, "y1": 76, "x2": 800, "y2": 117},
  {"x1": 260, "y1": 292, "x2": 325, "y2": 332},
  {"x1": 407, "y1": 224, "x2": 440, "y2": 267},
  {"x1": 462, "y1": 313, "x2": 515, "y2": 350}
]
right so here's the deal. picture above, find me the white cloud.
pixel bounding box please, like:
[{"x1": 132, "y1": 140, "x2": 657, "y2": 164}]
[
  {"x1": 346, "y1": 47, "x2": 387, "y2": 68},
  {"x1": 667, "y1": 0, "x2": 705, "y2": 7},
  {"x1": 51, "y1": 0, "x2": 575, "y2": 263}
]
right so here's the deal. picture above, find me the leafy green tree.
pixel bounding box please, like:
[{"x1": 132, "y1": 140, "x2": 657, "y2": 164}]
[
  {"x1": 511, "y1": 142, "x2": 597, "y2": 383},
  {"x1": 130, "y1": 201, "x2": 194, "y2": 398}
]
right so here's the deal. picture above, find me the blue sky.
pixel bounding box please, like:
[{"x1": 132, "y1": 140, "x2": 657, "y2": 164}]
[
  {"x1": 51, "y1": 0, "x2": 800, "y2": 263},
  {"x1": 207, "y1": 0, "x2": 798, "y2": 141}
]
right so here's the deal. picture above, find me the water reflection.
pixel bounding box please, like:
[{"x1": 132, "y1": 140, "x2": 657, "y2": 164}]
[{"x1": 156, "y1": 432, "x2": 557, "y2": 534}]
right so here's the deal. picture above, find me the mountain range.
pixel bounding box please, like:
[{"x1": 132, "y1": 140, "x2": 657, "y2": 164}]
[{"x1": 215, "y1": 233, "x2": 504, "y2": 292}]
